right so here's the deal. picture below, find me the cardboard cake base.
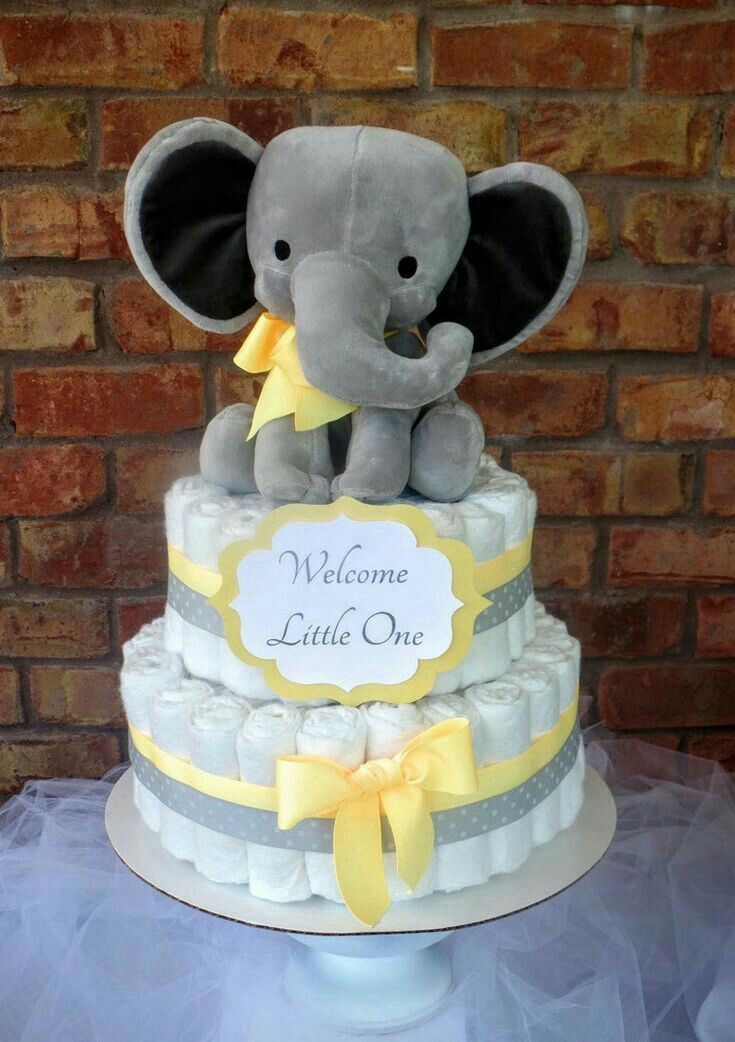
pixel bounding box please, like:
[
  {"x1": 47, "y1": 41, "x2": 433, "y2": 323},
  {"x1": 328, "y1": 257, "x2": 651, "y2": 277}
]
[{"x1": 106, "y1": 767, "x2": 615, "y2": 1033}]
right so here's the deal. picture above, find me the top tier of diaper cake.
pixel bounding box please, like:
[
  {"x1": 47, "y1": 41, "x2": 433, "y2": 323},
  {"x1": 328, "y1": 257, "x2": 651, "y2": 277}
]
[{"x1": 163, "y1": 456, "x2": 538, "y2": 707}]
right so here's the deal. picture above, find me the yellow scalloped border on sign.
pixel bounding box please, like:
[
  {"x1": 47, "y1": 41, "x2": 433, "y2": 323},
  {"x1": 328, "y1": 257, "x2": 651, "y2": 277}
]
[{"x1": 209, "y1": 496, "x2": 489, "y2": 707}]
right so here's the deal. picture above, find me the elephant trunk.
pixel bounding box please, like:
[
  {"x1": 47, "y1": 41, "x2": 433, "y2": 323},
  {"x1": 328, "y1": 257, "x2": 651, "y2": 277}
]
[{"x1": 291, "y1": 251, "x2": 473, "y2": 411}]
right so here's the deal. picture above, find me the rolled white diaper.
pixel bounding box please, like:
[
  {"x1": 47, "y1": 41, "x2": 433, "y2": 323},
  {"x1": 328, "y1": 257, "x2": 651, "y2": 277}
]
[
  {"x1": 457, "y1": 503, "x2": 512, "y2": 691},
  {"x1": 151, "y1": 678, "x2": 214, "y2": 861},
  {"x1": 421, "y1": 692, "x2": 489, "y2": 892},
  {"x1": 560, "y1": 742, "x2": 586, "y2": 829},
  {"x1": 236, "y1": 703, "x2": 311, "y2": 903},
  {"x1": 467, "y1": 471, "x2": 529, "y2": 658},
  {"x1": 121, "y1": 646, "x2": 185, "y2": 733},
  {"x1": 521, "y1": 643, "x2": 578, "y2": 711},
  {"x1": 465, "y1": 680, "x2": 533, "y2": 875},
  {"x1": 360, "y1": 700, "x2": 436, "y2": 901},
  {"x1": 182, "y1": 495, "x2": 234, "y2": 683},
  {"x1": 523, "y1": 489, "x2": 538, "y2": 643},
  {"x1": 189, "y1": 693, "x2": 249, "y2": 884},
  {"x1": 122, "y1": 616, "x2": 166, "y2": 661},
  {"x1": 215, "y1": 505, "x2": 273, "y2": 701},
  {"x1": 164, "y1": 476, "x2": 225, "y2": 654},
  {"x1": 533, "y1": 611, "x2": 567, "y2": 640},
  {"x1": 420, "y1": 692, "x2": 483, "y2": 765},
  {"x1": 503, "y1": 665, "x2": 561, "y2": 845},
  {"x1": 361, "y1": 701, "x2": 425, "y2": 760},
  {"x1": 121, "y1": 645, "x2": 184, "y2": 833},
  {"x1": 503, "y1": 665, "x2": 560, "y2": 739},
  {"x1": 297, "y1": 706, "x2": 367, "y2": 902}
]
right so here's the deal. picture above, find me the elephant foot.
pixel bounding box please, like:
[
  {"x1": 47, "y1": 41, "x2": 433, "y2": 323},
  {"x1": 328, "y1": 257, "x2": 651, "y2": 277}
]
[
  {"x1": 409, "y1": 401, "x2": 484, "y2": 502},
  {"x1": 257, "y1": 468, "x2": 331, "y2": 505},
  {"x1": 199, "y1": 404, "x2": 257, "y2": 493},
  {"x1": 331, "y1": 471, "x2": 407, "y2": 504}
]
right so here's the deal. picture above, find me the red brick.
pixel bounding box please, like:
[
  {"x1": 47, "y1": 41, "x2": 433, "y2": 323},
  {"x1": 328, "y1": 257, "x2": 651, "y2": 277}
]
[
  {"x1": 697, "y1": 595, "x2": 735, "y2": 658},
  {"x1": 214, "y1": 367, "x2": 263, "y2": 412},
  {"x1": 460, "y1": 370, "x2": 607, "y2": 437},
  {"x1": 519, "y1": 101, "x2": 712, "y2": 177},
  {"x1": 513, "y1": 451, "x2": 692, "y2": 519},
  {"x1": 621, "y1": 453, "x2": 695, "y2": 516},
  {"x1": 0, "y1": 734, "x2": 120, "y2": 797},
  {"x1": 0, "y1": 523, "x2": 9, "y2": 587},
  {"x1": 0, "y1": 444, "x2": 105, "y2": 518},
  {"x1": 543, "y1": 593, "x2": 685, "y2": 658},
  {"x1": 116, "y1": 597, "x2": 166, "y2": 645},
  {"x1": 432, "y1": 21, "x2": 632, "y2": 90},
  {"x1": 29, "y1": 666, "x2": 123, "y2": 727},
  {"x1": 723, "y1": 106, "x2": 735, "y2": 178},
  {"x1": 13, "y1": 365, "x2": 204, "y2": 437},
  {"x1": 709, "y1": 292, "x2": 735, "y2": 357},
  {"x1": 19, "y1": 519, "x2": 166, "y2": 590},
  {"x1": 524, "y1": 282, "x2": 702, "y2": 354},
  {"x1": 0, "y1": 98, "x2": 86, "y2": 170},
  {"x1": 0, "y1": 598, "x2": 109, "y2": 658},
  {"x1": 0, "y1": 665, "x2": 21, "y2": 725},
  {"x1": 643, "y1": 21, "x2": 735, "y2": 95},
  {"x1": 313, "y1": 98, "x2": 508, "y2": 174},
  {"x1": 617, "y1": 375, "x2": 735, "y2": 441},
  {"x1": 108, "y1": 279, "x2": 242, "y2": 355},
  {"x1": 0, "y1": 278, "x2": 95, "y2": 353},
  {"x1": 526, "y1": 0, "x2": 714, "y2": 6},
  {"x1": 1, "y1": 186, "x2": 126, "y2": 260},
  {"x1": 219, "y1": 9, "x2": 417, "y2": 91},
  {"x1": 116, "y1": 446, "x2": 199, "y2": 514},
  {"x1": 687, "y1": 733, "x2": 735, "y2": 769},
  {"x1": 512, "y1": 451, "x2": 622, "y2": 516},
  {"x1": 0, "y1": 14, "x2": 203, "y2": 89},
  {"x1": 609, "y1": 527, "x2": 735, "y2": 587},
  {"x1": 621, "y1": 192, "x2": 735, "y2": 265},
  {"x1": 704, "y1": 451, "x2": 735, "y2": 517},
  {"x1": 600, "y1": 666, "x2": 735, "y2": 729},
  {"x1": 532, "y1": 526, "x2": 597, "y2": 589},
  {"x1": 581, "y1": 191, "x2": 612, "y2": 261},
  {"x1": 100, "y1": 97, "x2": 299, "y2": 171}
]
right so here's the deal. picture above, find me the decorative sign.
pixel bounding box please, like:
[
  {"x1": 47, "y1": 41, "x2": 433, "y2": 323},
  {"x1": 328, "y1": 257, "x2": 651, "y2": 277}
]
[{"x1": 210, "y1": 498, "x2": 487, "y2": 706}]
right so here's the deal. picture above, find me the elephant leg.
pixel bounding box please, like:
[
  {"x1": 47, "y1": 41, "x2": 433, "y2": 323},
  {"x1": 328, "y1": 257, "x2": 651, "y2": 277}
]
[
  {"x1": 254, "y1": 416, "x2": 333, "y2": 504},
  {"x1": 332, "y1": 407, "x2": 418, "y2": 503},
  {"x1": 409, "y1": 400, "x2": 485, "y2": 502},
  {"x1": 199, "y1": 404, "x2": 257, "y2": 493}
]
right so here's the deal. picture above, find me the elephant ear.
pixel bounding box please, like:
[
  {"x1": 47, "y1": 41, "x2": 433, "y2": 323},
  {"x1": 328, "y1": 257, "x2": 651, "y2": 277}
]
[
  {"x1": 429, "y1": 162, "x2": 588, "y2": 366},
  {"x1": 124, "y1": 118, "x2": 262, "y2": 334}
]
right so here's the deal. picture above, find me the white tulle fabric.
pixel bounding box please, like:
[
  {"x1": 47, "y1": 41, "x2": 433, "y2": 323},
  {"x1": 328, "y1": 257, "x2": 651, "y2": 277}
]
[{"x1": 0, "y1": 734, "x2": 732, "y2": 1042}]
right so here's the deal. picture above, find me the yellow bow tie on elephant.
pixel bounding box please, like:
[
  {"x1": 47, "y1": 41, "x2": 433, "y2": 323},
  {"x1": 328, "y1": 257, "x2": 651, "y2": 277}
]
[
  {"x1": 276, "y1": 718, "x2": 479, "y2": 926},
  {"x1": 234, "y1": 312, "x2": 358, "y2": 439}
]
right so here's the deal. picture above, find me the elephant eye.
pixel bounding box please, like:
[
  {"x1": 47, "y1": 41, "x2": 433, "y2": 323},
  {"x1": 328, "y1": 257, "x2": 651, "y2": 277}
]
[
  {"x1": 398, "y1": 256, "x2": 417, "y2": 279},
  {"x1": 274, "y1": 240, "x2": 291, "y2": 261}
]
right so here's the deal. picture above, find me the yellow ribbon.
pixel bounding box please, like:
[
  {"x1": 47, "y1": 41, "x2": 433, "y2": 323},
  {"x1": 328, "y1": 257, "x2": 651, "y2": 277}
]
[
  {"x1": 277, "y1": 718, "x2": 478, "y2": 926},
  {"x1": 128, "y1": 693, "x2": 579, "y2": 925},
  {"x1": 128, "y1": 693, "x2": 577, "y2": 815},
  {"x1": 234, "y1": 312, "x2": 357, "y2": 439},
  {"x1": 167, "y1": 529, "x2": 533, "y2": 602}
]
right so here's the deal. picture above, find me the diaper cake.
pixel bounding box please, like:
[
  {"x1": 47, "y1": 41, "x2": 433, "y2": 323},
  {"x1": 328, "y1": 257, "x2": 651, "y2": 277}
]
[{"x1": 119, "y1": 119, "x2": 589, "y2": 926}]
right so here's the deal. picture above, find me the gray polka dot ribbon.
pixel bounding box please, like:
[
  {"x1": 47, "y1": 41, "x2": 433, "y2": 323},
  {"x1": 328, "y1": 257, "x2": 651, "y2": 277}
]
[{"x1": 130, "y1": 721, "x2": 581, "y2": 852}]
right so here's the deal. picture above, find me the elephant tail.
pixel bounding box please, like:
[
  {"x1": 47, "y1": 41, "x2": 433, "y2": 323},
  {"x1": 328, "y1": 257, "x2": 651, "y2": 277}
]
[{"x1": 199, "y1": 404, "x2": 257, "y2": 494}]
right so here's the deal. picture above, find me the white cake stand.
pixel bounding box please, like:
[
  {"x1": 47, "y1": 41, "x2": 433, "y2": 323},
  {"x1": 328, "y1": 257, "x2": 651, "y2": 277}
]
[{"x1": 106, "y1": 767, "x2": 616, "y2": 1035}]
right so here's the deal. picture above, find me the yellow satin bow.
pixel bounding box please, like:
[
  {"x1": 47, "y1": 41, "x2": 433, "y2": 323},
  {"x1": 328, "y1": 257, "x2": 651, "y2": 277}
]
[
  {"x1": 234, "y1": 312, "x2": 357, "y2": 439},
  {"x1": 276, "y1": 718, "x2": 479, "y2": 926}
]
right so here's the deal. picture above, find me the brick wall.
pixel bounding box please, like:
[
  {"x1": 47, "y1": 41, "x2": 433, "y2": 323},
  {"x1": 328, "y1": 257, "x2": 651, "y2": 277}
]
[{"x1": 0, "y1": 0, "x2": 733, "y2": 795}]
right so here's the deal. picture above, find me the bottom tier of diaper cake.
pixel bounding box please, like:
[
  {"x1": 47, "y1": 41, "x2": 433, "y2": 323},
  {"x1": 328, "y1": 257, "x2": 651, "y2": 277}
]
[{"x1": 121, "y1": 600, "x2": 584, "y2": 908}]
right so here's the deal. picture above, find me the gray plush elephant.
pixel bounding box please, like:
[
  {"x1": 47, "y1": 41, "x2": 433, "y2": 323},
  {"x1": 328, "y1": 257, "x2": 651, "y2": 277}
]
[{"x1": 124, "y1": 119, "x2": 587, "y2": 504}]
